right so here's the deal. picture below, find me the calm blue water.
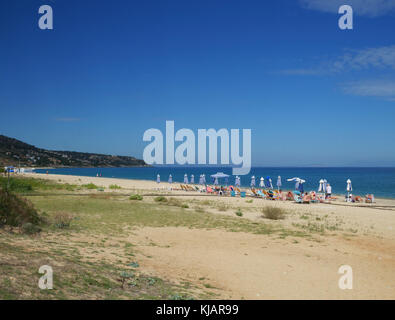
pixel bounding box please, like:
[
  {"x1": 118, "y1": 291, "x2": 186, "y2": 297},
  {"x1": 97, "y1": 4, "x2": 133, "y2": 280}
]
[{"x1": 35, "y1": 167, "x2": 395, "y2": 199}]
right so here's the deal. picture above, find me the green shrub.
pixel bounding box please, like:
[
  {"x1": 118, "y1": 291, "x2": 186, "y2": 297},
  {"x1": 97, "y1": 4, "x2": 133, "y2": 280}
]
[
  {"x1": 154, "y1": 196, "x2": 167, "y2": 202},
  {"x1": 235, "y1": 209, "x2": 243, "y2": 217},
  {"x1": 129, "y1": 194, "x2": 143, "y2": 201},
  {"x1": 0, "y1": 188, "x2": 41, "y2": 227},
  {"x1": 109, "y1": 184, "x2": 121, "y2": 190},
  {"x1": 262, "y1": 206, "x2": 285, "y2": 220},
  {"x1": 128, "y1": 261, "x2": 139, "y2": 268},
  {"x1": 82, "y1": 183, "x2": 98, "y2": 189},
  {"x1": 21, "y1": 222, "x2": 41, "y2": 234},
  {"x1": 0, "y1": 177, "x2": 33, "y2": 192}
]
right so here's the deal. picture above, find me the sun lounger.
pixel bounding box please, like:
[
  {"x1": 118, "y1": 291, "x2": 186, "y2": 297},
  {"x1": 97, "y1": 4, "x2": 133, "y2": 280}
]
[
  {"x1": 263, "y1": 190, "x2": 275, "y2": 200},
  {"x1": 257, "y1": 190, "x2": 266, "y2": 198},
  {"x1": 309, "y1": 192, "x2": 319, "y2": 203},
  {"x1": 365, "y1": 194, "x2": 375, "y2": 203},
  {"x1": 251, "y1": 188, "x2": 259, "y2": 197},
  {"x1": 272, "y1": 190, "x2": 282, "y2": 200},
  {"x1": 294, "y1": 193, "x2": 302, "y2": 203},
  {"x1": 206, "y1": 186, "x2": 215, "y2": 194},
  {"x1": 354, "y1": 196, "x2": 363, "y2": 202}
]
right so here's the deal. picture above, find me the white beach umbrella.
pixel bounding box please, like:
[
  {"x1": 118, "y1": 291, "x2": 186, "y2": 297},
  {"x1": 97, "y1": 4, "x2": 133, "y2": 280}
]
[
  {"x1": 347, "y1": 179, "x2": 352, "y2": 192},
  {"x1": 184, "y1": 174, "x2": 188, "y2": 184},
  {"x1": 190, "y1": 174, "x2": 194, "y2": 184},
  {"x1": 202, "y1": 174, "x2": 206, "y2": 184},
  {"x1": 210, "y1": 172, "x2": 230, "y2": 186},
  {"x1": 287, "y1": 177, "x2": 306, "y2": 190},
  {"x1": 156, "y1": 174, "x2": 160, "y2": 184},
  {"x1": 168, "y1": 174, "x2": 172, "y2": 184},
  {"x1": 251, "y1": 176, "x2": 256, "y2": 187},
  {"x1": 269, "y1": 178, "x2": 273, "y2": 189},
  {"x1": 346, "y1": 179, "x2": 352, "y2": 202},
  {"x1": 277, "y1": 176, "x2": 282, "y2": 189},
  {"x1": 260, "y1": 177, "x2": 264, "y2": 188},
  {"x1": 214, "y1": 177, "x2": 219, "y2": 185},
  {"x1": 318, "y1": 179, "x2": 324, "y2": 192}
]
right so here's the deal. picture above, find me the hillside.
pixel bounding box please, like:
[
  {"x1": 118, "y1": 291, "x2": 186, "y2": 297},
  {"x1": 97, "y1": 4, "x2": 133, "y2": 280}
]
[{"x1": 0, "y1": 135, "x2": 147, "y2": 167}]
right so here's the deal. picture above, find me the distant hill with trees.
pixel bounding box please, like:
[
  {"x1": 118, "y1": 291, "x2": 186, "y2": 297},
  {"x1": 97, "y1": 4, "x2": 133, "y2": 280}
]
[{"x1": 0, "y1": 135, "x2": 147, "y2": 168}]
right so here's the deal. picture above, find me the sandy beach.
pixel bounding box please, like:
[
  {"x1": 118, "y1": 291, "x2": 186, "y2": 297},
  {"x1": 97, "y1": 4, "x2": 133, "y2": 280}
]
[{"x1": 10, "y1": 172, "x2": 393, "y2": 299}]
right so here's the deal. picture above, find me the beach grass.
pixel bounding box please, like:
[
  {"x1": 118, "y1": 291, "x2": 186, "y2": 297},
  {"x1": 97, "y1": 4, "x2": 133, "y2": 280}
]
[
  {"x1": 0, "y1": 236, "x2": 196, "y2": 300},
  {"x1": 0, "y1": 176, "x2": 320, "y2": 299},
  {"x1": 27, "y1": 194, "x2": 311, "y2": 238},
  {"x1": 0, "y1": 176, "x2": 77, "y2": 193}
]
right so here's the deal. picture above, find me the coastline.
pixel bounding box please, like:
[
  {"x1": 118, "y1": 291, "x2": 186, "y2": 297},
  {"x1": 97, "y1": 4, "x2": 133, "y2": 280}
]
[
  {"x1": 26, "y1": 171, "x2": 395, "y2": 201},
  {"x1": 28, "y1": 166, "x2": 395, "y2": 199}
]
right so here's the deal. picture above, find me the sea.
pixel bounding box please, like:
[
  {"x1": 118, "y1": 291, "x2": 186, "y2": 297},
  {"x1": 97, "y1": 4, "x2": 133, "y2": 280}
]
[{"x1": 33, "y1": 167, "x2": 395, "y2": 199}]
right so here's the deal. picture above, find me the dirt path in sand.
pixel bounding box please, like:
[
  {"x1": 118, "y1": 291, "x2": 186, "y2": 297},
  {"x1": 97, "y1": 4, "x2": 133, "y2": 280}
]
[{"x1": 129, "y1": 227, "x2": 395, "y2": 299}]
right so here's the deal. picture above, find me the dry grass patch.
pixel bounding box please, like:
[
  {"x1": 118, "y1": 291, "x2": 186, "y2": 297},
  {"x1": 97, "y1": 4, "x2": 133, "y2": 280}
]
[
  {"x1": 262, "y1": 206, "x2": 286, "y2": 220},
  {"x1": 53, "y1": 212, "x2": 74, "y2": 229}
]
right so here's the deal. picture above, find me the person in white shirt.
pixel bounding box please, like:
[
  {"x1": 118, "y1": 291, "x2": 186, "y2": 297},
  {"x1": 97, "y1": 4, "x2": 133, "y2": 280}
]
[{"x1": 326, "y1": 184, "x2": 332, "y2": 199}]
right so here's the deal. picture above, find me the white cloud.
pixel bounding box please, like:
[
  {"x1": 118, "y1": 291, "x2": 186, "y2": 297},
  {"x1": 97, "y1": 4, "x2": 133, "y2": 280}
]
[
  {"x1": 335, "y1": 45, "x2": 395, "y2": 71},
  {"x1": 280, "y1": 45, "x2": 395, "y2": 75},
  {"x1": 300, "y1": 0, "x2": 395, "y2": 17},
  {"x1": 342, "y1": 80, "x2": 395, "y2": 99}
]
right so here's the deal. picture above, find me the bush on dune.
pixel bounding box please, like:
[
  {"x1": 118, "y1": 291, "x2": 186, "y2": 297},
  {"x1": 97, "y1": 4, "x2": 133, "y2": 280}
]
[
  {"x1": 129, "y1": 194, "x2": 143, "y2": 201},
  {"x1": 82, "y1": 183, "x2": 98, "y2": 190},
  {"x1": 154, "y1": 196, "x2": 167, "y2": 202},
  {"x1": 262, "y1": 206, "x2": 286, "y2": 220},
  {"x1": 53, "y1": 212, "x2": 74, "y2": 229},
  {"x1": 0, "y1": 188, "x2": 41, "y2": 228}
]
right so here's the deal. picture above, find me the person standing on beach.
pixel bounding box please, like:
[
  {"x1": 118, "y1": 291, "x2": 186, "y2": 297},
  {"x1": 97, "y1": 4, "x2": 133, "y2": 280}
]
[{"x1": 326, "y1": 183, "x2": 332, "y2": 199}]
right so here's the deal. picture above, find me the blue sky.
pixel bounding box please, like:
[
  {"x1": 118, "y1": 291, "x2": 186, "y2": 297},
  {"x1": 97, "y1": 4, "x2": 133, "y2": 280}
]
[{"x1": 0, "y1": 0, "x2": 394, "y2": 166}]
